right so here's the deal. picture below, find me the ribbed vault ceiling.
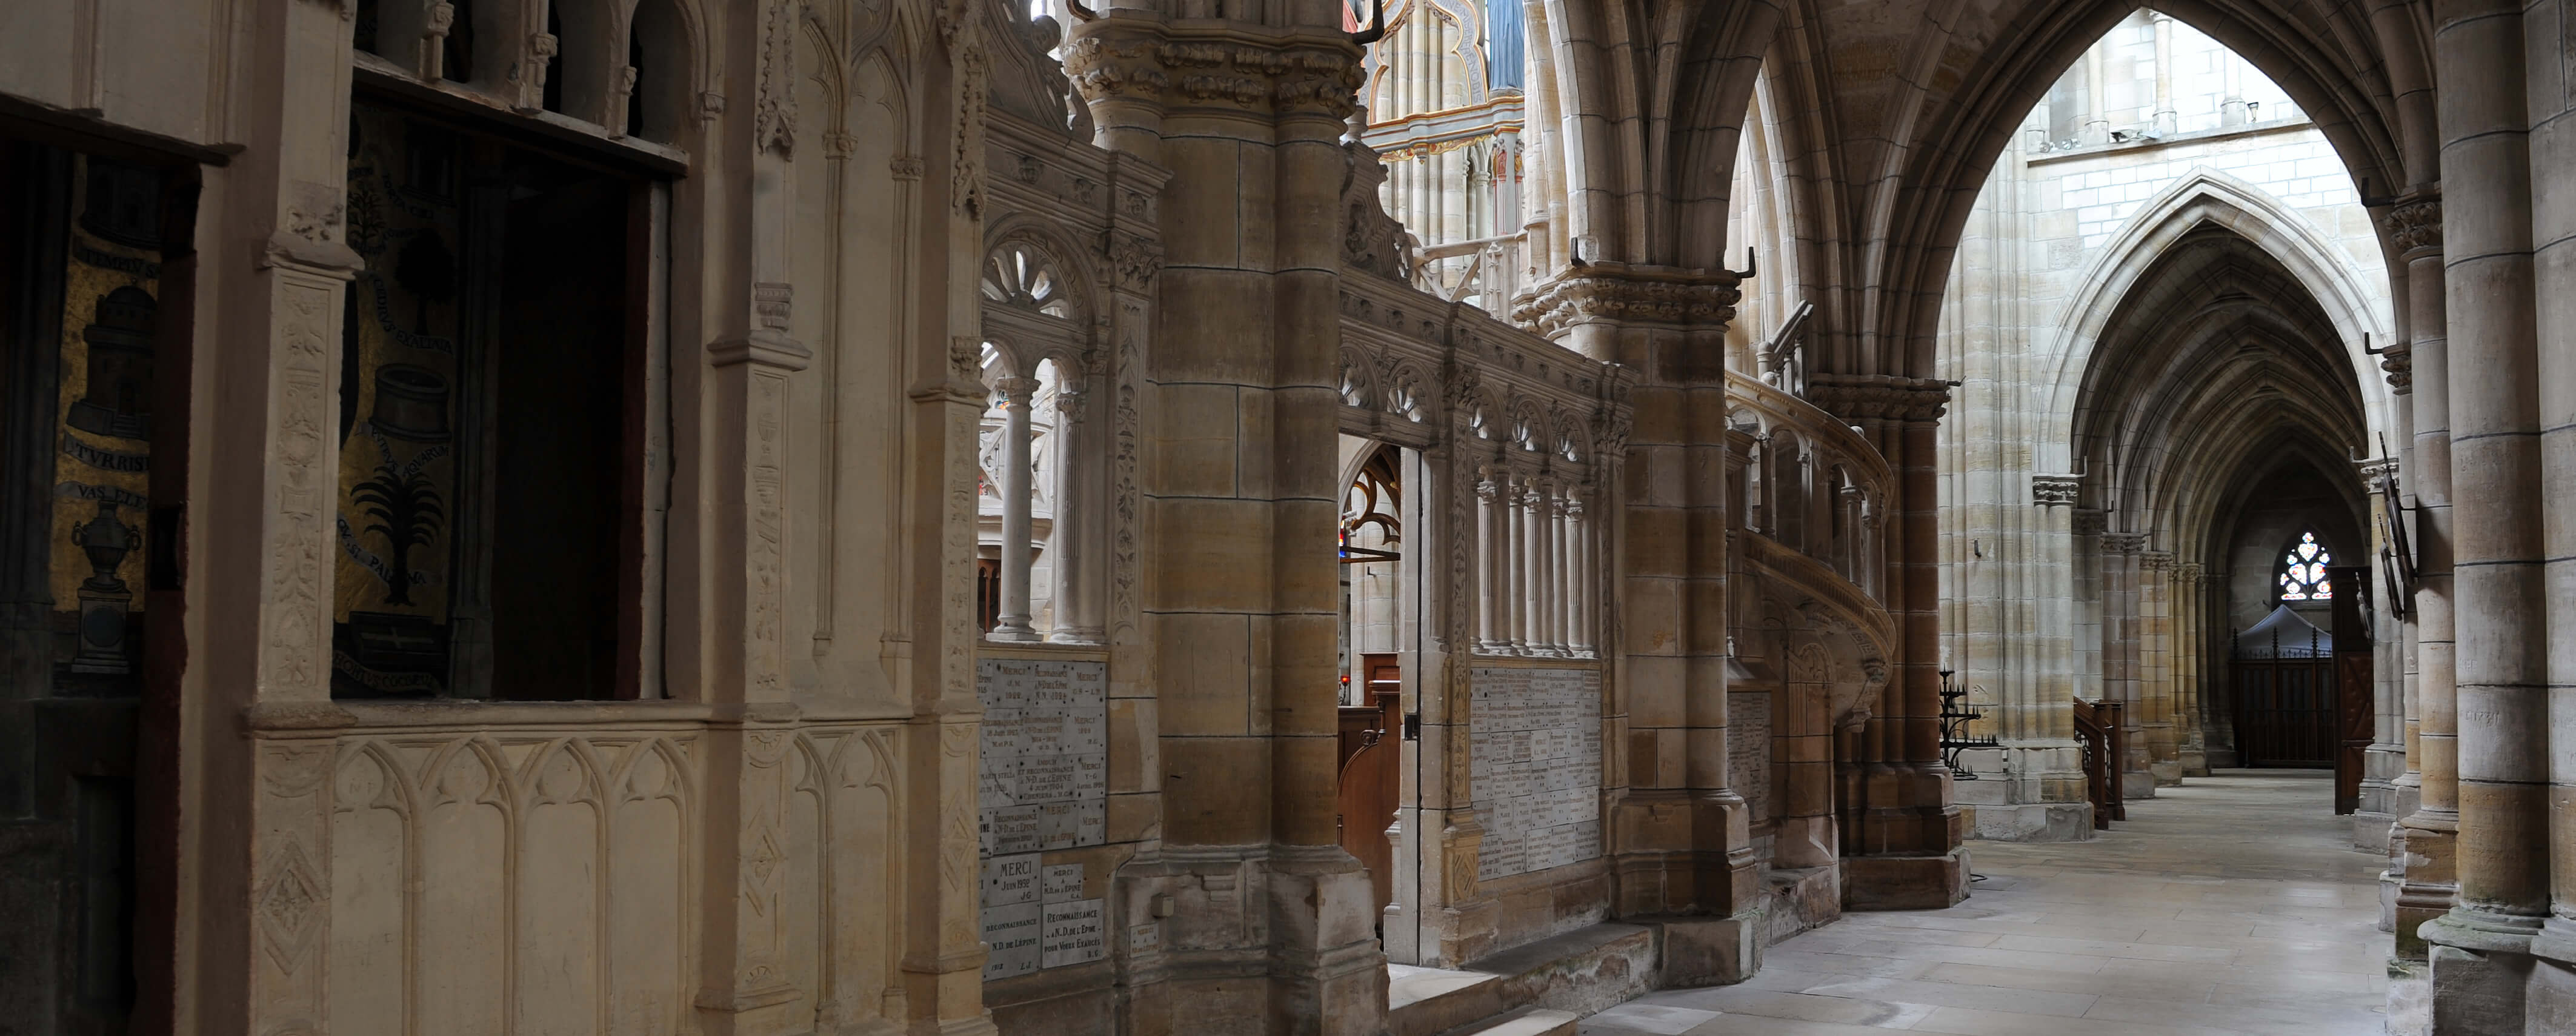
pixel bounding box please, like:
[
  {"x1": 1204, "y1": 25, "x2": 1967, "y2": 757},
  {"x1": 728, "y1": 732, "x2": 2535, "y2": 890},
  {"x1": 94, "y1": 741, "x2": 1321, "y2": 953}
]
[{"x1": 2069, "y1": 225, "x2": 2370, "y2": 558}]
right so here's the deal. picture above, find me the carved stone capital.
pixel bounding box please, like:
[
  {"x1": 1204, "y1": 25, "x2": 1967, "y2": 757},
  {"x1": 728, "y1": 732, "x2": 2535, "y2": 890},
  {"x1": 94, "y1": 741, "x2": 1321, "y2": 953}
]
[
  {"x1": 1593, "y1": 409, "x2": 1632, "y2": 461},
  {"x1": 2072, "y1": 509, "x2": 2108, "y2": 537},
  {"x1": 2381, "y1": 196, "x2": 2441, "y2": 256},
  {"x1": 1510, "y1": 261, "x2": 1741, "y2": 335},
  {"x1": 2140, "y1": 550, "x2": 2175, "y2": 572},
  {"x1": 2032, "y1": 473, "x2": 2082, "y2": 507},
  {"x1": 1060, "y1": 25, "x2": 1362, "y2": 120},
  {"x1": 2378, "y1": 341, "x2": 2412, "y2": 393},
  {"x1": 2357, "y1": 455, "x2": 2400, "y2": 492},
  {"x1": 2101, "y1": 532, "x2": 2149, "y2": 555},
  {"x1": 993, "y1": 373, "x2": 1040, "y2": 403},
  {"x1": 1100, "y1": 229, "x2": 1164, "y2": 291},
  {"x1": 2178, "y1": 562, "x2": 2203, "y2": 581},
  {"x1": 1807, "y1": 373, "x2": 1954, "y2": 424}
]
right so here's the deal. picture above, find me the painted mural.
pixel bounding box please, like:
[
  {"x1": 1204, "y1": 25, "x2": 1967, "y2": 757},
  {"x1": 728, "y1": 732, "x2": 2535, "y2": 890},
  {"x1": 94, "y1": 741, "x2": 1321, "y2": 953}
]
[
  {"x1": 333, "y1": 101, "x2": 465, "y2": 696},
  {"x1": 48, "y1": 156, "x2": 162, "y2": 690}
]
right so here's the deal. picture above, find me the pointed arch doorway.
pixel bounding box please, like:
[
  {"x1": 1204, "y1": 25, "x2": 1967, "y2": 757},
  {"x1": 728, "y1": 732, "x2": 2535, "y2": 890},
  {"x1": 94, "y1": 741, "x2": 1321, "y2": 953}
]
[{"x1": 2228, "y1": 529, "x2": 2374, "y2": 812}]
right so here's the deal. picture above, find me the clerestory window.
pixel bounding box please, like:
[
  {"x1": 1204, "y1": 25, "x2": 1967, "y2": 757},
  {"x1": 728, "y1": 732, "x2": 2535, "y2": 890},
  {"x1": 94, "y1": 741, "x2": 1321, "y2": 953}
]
[{"x1": 2277, "y1": 530, "x2": 2333, "y2": 601}]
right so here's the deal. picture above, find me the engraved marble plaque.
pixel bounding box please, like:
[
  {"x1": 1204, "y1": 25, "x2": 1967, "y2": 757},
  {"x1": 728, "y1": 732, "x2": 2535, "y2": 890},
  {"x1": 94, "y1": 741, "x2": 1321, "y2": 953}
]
[
  {"x1": 978, "y1": 657, "x2": 1110, "y2": 978},
  {"x1": 1728, "y1": 690, "x2": 1771, "y2": 823},
  {"x1": 1469, "y1": 667, "x2": 1603, "y2": 880}
]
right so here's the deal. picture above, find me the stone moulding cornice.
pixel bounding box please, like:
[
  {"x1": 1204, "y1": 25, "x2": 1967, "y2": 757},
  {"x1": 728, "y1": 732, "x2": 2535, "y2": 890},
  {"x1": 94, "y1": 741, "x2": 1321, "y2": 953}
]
[
  {"x1": 2356, "y1": 455, "x2": 2400, "y2": 490},
  {"x1": 1509, "y1": 261, "x2": 1742, "y2": 336},
  {"x1": 1805, "y1": 373, "x2": 1955, "y2": 424},
  {"x1": 2031, "y1": 473, "x2": 2082, "y2": 507},
  {"x1": 1061, "y1": 18, "x2": 1363, "y2": 119}
]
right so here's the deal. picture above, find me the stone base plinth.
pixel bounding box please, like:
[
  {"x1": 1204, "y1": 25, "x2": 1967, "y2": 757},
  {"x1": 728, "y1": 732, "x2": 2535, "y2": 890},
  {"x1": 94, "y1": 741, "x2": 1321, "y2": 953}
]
[
  {"x1": 1638, "y1": 912, "x2": 1762, "y2": 988},
  {"x1": 1965, "y1": 801, "x2": 2094, "y2": 842},
  {"x1": 1759, "y1": 865, "x2": 1842, "y2": 945},
  {"x1": 2429, "y1": 943, "x2": 2535, "y2": 1035},
  {"x1": 2351, "y1": 811, "x2": 2395, "y2": 854},
  {"x1": 2386, "y1": 957, "x2": 2431, "y2": 1036},
  {"x1": 2423, "y1": 909, "x2": 2547, "y2": 1035},
  {"x1": 1842, "y1": 851, "x2": 1971, "y2": 911}
]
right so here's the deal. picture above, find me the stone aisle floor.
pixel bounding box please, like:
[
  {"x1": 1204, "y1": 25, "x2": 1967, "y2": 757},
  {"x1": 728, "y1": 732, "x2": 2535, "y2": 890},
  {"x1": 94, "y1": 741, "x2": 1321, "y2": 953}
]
[{"x1": 1580, "y1": 770, "x2": 2391, "y2": 1036}]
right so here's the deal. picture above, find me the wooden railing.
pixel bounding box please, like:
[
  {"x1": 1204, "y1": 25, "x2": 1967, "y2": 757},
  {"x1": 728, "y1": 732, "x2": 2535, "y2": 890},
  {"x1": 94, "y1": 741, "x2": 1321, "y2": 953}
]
[{"x1": 2072, "y1": 697, "x2": 2127, "y2": 827}]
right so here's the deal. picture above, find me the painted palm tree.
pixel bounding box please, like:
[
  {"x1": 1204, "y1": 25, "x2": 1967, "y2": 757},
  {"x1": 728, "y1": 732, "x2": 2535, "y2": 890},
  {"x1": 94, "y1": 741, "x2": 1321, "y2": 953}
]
[{"x1": 353, "y1": 456, "x2": 443, "y2": 606}]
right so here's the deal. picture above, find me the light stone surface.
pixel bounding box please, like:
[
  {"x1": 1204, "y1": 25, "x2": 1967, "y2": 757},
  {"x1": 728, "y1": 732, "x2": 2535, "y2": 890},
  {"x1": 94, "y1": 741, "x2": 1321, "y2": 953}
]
[
  {"x1": 1577, "y1": 771, "x2": 2390, "y2": 1035},
  {"x1": 979, "y1": 657, "x2": 1111, "y2": 980}
]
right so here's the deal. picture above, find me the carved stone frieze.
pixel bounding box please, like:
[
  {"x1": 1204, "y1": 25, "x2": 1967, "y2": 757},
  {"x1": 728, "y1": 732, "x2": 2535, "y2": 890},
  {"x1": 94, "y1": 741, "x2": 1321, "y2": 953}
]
[
  {"x1": 2031, "y1": 473, "x2": 2082, "y2": 507},
  {"x1": 953, "y1": 35, "x2": 991, "y2": 218},
  {"x1": 1510, "y1": 261, "x2": 1742, "y2": 335},
  {"x1": 754, "y1": 0, "x2": 797, "y2": 153},
  {"x1": 1806, "y1": 373, "x2": 1954, "y2": 424}
]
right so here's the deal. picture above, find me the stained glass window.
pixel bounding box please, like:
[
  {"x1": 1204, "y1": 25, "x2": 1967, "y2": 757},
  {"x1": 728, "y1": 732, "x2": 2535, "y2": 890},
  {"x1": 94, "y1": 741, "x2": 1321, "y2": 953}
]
[{"x1": 2278, "y1": 531, "x2": 2333, "y2": 601}]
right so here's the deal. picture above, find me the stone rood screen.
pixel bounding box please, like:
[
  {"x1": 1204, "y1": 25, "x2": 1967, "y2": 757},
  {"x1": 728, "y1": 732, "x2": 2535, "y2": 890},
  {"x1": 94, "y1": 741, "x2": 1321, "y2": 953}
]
[{"x1": 1470, "y1": 666, "x2": 1604, "y2": 880}]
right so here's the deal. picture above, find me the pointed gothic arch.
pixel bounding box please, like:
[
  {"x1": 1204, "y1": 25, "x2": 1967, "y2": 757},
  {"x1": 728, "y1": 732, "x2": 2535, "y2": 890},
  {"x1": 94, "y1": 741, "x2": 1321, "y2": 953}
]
[{"x1": 2034, "y1": 168, "x2": 2394, "y2": 473}]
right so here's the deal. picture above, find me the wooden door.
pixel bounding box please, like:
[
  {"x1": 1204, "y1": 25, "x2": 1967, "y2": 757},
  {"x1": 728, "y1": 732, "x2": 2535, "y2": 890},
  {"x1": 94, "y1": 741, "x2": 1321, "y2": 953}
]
[{"x1": 2232, "y1": 658, "x2": 2337, "y2": 768}]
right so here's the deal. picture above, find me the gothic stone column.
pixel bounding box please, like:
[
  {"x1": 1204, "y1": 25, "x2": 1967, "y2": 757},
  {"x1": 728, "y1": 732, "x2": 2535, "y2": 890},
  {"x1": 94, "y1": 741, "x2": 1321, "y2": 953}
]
[
  {"x1": 1808, "y1": 375, "x2": 1968, "y2": 910},
  {"x1": 196, "y1": 2, "x2": 373, "y2": 1029},
  {"x1": 1065, "y1": 21, "x2": 1385, "y2": 1035},
  {"x1": 2098, "y1": 532, "x2": 2154, "y2": 798},
  {"x1": 2356, "y1": 458, "x2": 2406, "y2": 851},
  {"x1": 1518, "y1": 263, "x2": 1766, "y2": 975},
  {"x1": 1995, "y1": 474, "x2": 2092, "y2": 837},
  {"x1": 2387, "y1": 193, "x2": 2458, "y2": 964},
  {"x1": 2420, "y1": 0, "x2": 2550, "y2": 1024},
  {"x1": 2521, "y1": 0, "x2": 2576, "y2": 1009},
  {"x1": 2176, "y1": 562, "x2": 2209, "y2": 778},
  {"x1": 2138, "y1": 551, "x2": 2180, "y2": 786}
]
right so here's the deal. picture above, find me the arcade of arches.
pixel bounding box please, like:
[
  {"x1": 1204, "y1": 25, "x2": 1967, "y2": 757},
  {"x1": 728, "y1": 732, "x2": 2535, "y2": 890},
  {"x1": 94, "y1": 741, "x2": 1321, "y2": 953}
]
[{"x1": 0, "y1": 0, "x2": 2571, "y2": 1032}]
